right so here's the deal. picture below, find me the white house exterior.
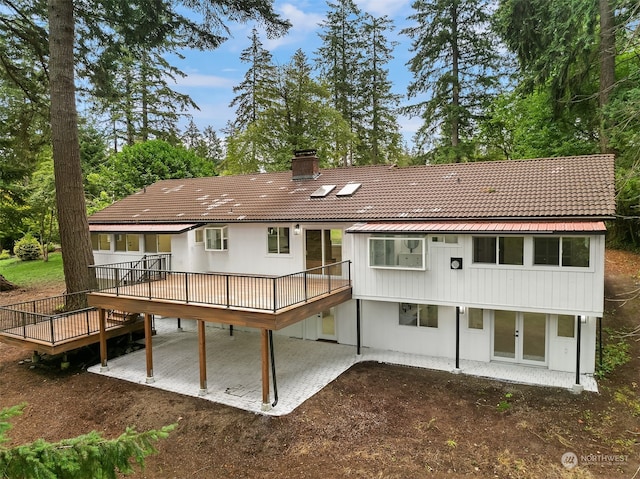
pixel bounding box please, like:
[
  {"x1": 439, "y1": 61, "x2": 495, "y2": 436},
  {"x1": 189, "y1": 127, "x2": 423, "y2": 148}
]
[{"x1": 88, "y1": 152, "x2": 616, "y2": 385}]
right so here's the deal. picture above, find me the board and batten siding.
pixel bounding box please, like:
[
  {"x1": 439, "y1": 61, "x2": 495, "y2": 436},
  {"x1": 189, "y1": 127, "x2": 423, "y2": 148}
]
[{"x1": 351, "y1": 234, "x2": 606, "y2": 317}]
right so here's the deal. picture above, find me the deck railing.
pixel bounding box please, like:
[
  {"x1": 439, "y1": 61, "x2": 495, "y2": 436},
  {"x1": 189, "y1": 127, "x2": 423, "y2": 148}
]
[
  {"x1": 93, "y1": 254, "x2": 171, "y2": 288},
  {"x1": 0, "y1": 291, "x2": 97, "y2": 344},
  {"x1": 90, "y1": 260, "x2": 352, "y2": 313}
]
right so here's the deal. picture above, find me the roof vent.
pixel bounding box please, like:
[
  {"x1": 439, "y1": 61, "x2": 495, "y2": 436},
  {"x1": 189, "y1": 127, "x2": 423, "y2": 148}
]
[{"x1": 292, "y1": 149, "x2": 319, "y2": 180}]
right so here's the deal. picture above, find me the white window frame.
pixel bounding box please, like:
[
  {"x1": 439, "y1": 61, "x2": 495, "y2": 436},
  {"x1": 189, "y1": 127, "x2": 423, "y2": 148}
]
[
  {"x1": 430, "y1": 235, "x2": 459, "y2": 245},
  {"x1": 204, "y1": 226, "x2": 228, "y2": 251},
  {"x1": 194, "y1": 229, "x2": 204, "y2": 244},
  {"x1": 399, "y1": 303, "x2": 438, "y2": 328},
  {"x1": 267, "y1": 226, "x2": 291, "y2": 255},
  {"x1": 368, "y1": 236, "x2": 427, "y2": 270}
]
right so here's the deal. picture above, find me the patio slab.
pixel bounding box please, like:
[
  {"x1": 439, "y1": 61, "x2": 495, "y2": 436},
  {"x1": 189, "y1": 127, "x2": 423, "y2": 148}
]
[{"x1": 88, "y1": 317, "x2": 597, "y2": 416}]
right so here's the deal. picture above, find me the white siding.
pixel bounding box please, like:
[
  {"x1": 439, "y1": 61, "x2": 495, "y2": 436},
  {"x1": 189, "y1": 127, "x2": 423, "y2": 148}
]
[{"x1": 352, "y1": 234, "x2": 606, "y2": 316}]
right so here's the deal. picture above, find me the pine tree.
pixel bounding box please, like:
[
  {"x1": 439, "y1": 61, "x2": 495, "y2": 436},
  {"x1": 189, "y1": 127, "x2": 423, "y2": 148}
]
[
  {"x1": 402, "y1": 0, "x2": 503, "y2": 163},
  {"x1": 315, "y1": 0, "x2": 363, "y2": 165},
  {"x1": 0, "y1": 403, "x2": 173, "y2": 479},
  {"x1": 229, "y1": 28, "x2": 277, "y2": 130},
  {"x1": 358, "y1": 13, "x2": 402, "y2": 164}
]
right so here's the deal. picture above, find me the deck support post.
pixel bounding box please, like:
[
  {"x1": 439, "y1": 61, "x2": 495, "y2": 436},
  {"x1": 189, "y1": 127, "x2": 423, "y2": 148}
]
[
  {"x1": 261, "y1": 329, "x2": 270, "y2": 411},
  {"x1": 198, "y1": 320, "x2": 207, "y2": 396},
  {"x1": 99, "y1": 308, "x2": 108, "y2": 372},
  {"x1": 144, "y1": 313, "x2": 154, "y2": 384}
]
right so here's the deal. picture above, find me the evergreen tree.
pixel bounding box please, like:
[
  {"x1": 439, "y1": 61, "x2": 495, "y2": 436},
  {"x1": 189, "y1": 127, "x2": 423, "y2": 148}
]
[
  {"x1": 229, "y1": 28, "x2": 277, "y2": 130},
  {"x1": 315, "y1": 0, "x2": 363, "y2": 165},
  {"x1": 402, "y1": 0, "x2": 503, "y2": 163},
  {"x1": 224, "y1": 50, "x2": 353, "y2": 173},
  {"x1": 358, "y1": 13, "x2": 402, "y2": 164},
  {"x1": 0, "y1": 403, "x2": 173, "y2": 479}
]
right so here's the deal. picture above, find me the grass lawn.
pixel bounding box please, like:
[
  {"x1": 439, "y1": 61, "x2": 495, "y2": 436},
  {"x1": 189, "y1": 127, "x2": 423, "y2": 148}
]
[{"x1": 0, "y1": 252, "x2": 64, "y2": 287}]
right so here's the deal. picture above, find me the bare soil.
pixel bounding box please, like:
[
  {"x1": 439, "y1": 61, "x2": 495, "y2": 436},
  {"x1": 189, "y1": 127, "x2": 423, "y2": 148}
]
[{"x1": 1, "y1": 251, "x2": 639, "y2": 478}]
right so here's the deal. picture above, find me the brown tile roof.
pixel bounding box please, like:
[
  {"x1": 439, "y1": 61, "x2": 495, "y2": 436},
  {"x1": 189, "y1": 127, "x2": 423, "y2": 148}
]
[{"x1": 88, "y1": 154, "x2": 616, "y2": 225}]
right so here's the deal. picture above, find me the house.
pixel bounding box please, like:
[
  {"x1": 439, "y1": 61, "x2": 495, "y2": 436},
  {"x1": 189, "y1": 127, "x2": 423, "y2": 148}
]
[{"x1": 87, "y1": 151, "x2": 615, "y2": 404}]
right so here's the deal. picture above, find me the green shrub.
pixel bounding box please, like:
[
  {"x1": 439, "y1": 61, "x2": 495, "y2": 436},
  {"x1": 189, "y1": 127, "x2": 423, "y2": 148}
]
[
  {"x1": 0, "y1": 250, "x2": 10, "y2": 260},
  {"x1": 13, "y1": 234, "x2": 42, "y2": 261}
]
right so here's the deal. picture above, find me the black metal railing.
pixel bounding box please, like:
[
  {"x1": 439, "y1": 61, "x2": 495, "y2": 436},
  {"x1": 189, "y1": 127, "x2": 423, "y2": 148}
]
[
  {"x1": 93, "y1": 254, "x2": 171, "y2": 289},
  {"x1": 90, "y1": 260, "x2": 352, "y2": 313},
  {"x1": 0, "y1": 291, "x2": 98, "y2": 345}
]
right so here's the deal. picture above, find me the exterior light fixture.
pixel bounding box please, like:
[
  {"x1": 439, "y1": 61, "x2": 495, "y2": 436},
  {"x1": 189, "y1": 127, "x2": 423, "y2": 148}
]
[
  {"x1": 459, "y1": 306, "x2": 466, "y2": 315},
  {"x1": 579, "y1": 315, "x2": 587, "y2": 323},
  {"x1": 294, "y1": 224, "x2": 301, "y2": 235}
]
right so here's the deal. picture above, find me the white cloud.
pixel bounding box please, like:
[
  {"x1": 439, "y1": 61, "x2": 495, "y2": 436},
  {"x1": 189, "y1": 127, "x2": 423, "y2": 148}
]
[
  {"x1": 263, "y1": 3, "x2": 324, "y2": 51},
  {"x1": 172, "y1": 73, "x2": 235, "y2": 88},
  {"x1": 355, "y1": 0, "x2": 411, "y2": 17}
]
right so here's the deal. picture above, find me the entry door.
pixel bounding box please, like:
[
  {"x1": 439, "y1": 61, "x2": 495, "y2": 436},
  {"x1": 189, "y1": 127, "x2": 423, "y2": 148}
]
[
  {"x1": 317, "y1": 308, "x2": 337, "y2": 341},
  {"x1": 305, "y1": 229, "x2": 343, "y2": 274},
  {"x1": 492, "y1": 311, "x2": 547, "y2": 365}
]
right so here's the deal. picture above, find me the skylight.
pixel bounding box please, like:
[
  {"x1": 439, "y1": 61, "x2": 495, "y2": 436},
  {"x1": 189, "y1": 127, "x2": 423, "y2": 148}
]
[
  {"x1": 337, "y1": 183, "x2": 362, "y2": 197},
  {"x1": 310, "y1": 185, "x2": 336, "y2": 198}
]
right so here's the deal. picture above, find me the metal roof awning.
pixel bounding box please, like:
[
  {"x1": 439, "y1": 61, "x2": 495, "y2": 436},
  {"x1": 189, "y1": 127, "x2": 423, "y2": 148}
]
[
  {"x1": 346, "y1": 221, "x2": 607, "y2": 234},
  {"x1": 89, "y1": 224, "x2": 198, "y2": 233}
]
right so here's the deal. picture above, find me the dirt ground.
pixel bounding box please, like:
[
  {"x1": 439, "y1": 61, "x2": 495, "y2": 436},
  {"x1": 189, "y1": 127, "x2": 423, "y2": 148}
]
[{"x1": 1, "y1": 251, "x2": 639, "y2": 478}]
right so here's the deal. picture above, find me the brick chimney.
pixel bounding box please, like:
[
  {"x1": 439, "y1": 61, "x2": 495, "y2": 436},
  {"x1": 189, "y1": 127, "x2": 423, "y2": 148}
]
[{"x1": 291, "y1": 149, "x2": 319, "y2": 180}]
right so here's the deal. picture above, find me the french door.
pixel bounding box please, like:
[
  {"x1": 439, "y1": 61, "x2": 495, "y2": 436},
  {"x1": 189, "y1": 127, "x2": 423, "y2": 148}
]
[{"x1": 492, "y1": 311, "x2": 547, "y2": 365}]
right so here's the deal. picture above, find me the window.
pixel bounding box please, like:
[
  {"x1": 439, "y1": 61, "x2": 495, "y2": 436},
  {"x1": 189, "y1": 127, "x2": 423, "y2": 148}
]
[
  {"x1": 473, "y1": 237, "x2": 496, "y2": 263},
  {"x1": 474, "y1": 236, "x2": 524, "y2": 265},
  {"x1": 562, "y1": 237, "x2": 590, "y2": 267},
  {"x1": 369, "y1": 236, "x2": 425, "y2": 269},
  {"x1": 205, "y1": 226, "x2": 228, "y2": 251},
  {"x1": 114, "y1": 234, "x2": 140, "y2": 252},
  {"x1": 158, "y1": 234, "x2": 171, "y2": 253},
  {"x1": 557, "y1": 315, "x2": 575, "y2": 338},
  {"x1": 534, "y1": 237, "x2": 590, "y2": 267},
  {"x1": 534, "y1": 237, "x2": 560, "y2": 265},
  {"x1": 195, "y1": 229, "x2": 204, "y2": 243},
  {"x1": 467, "y1": 308, "x2": 484, "y2": 329},
  {"x1": 499, "y1": 237, "x2": 523, "y2": 265},
  {"x1": 144, "y1": 234, "x2": 172, "y2": 253},
  {"x1": 431, "y1": 235, "x2": 458, "y2": 244},
  {"x1": 399, "y1": 303, "x2": 438, "y2": 328},
  {"x1": 91, "y1": 233, "x2": 111, "y2": 251},
  {"x1": 268, "y1": 227, "x2": 290, "y2": 254}
]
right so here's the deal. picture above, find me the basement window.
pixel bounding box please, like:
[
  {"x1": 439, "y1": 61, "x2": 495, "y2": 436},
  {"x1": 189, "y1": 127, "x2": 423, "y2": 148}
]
[{"x1": 399, "y1": 303, "x2": 438, "y2": 328}]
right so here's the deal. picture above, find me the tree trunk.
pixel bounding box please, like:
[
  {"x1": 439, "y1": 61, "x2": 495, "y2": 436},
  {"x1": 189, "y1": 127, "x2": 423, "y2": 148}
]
[
  {"x1": 599, "y1": 0, "x2": 615, "y2": 153},
  {"x1": 0, "y1": 274, "x2": 17, "y2": 291},
  {"x1": 48, "y1": 0, "x2": 96, "y2": 295}
]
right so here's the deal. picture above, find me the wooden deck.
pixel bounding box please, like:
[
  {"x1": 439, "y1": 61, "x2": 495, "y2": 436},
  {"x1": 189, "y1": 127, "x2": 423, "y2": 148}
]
[
  {"x1": 88, "y1": 273, "x2": 353, "y2": 330},
  {"x1": 0, "y1": 310, "x2": 144, "y2": 355}
]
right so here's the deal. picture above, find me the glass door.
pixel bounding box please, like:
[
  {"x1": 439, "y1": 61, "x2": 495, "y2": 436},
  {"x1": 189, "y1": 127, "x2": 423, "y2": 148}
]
[
  {"x1": 318, "y1": 308, "x2": 337, "y2": 341},
  {"x1": 493, "y1": 310, "x2": 517, "y2": 360},
  {"x1": 521, "y1": 313, "x2": 547, "y2": 364},
  {"x1": 305, "y1": 229, "x2": 343, "y2": 274},
  {"x1": 492, "y1": 311, "x2": 547, "y2": 365}
]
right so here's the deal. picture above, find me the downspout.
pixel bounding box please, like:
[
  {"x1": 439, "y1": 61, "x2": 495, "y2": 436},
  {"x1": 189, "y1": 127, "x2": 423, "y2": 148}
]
[
  {"x1": 356, "y1": 299, "x2": 361, "y2": 356},
  {"x1": 269, "y1": 330, "x2": 278, "y2": 407},
  {"x1": 598, "y1": 316, "x2": 603, "y2": 369},
  {"x1": 574, "y1": 316, "x2": 583, "y2": 393}
]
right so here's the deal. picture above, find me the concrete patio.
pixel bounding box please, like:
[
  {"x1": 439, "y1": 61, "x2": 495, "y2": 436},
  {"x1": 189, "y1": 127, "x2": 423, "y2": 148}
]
[{"x1": 88, "y1": 317, "x2": 598, "y2": 416}]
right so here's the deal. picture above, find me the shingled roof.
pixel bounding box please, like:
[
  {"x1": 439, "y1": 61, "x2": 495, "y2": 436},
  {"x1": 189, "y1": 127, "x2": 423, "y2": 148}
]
[{"x1": 88, "y1": 154, "x2": 616, "y2": 225}]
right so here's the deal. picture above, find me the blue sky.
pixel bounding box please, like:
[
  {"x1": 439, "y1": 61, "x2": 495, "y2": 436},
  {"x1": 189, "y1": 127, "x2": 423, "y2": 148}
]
[{"x1": 168, "y1": 0, "x2": 421, "y2": 144}]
